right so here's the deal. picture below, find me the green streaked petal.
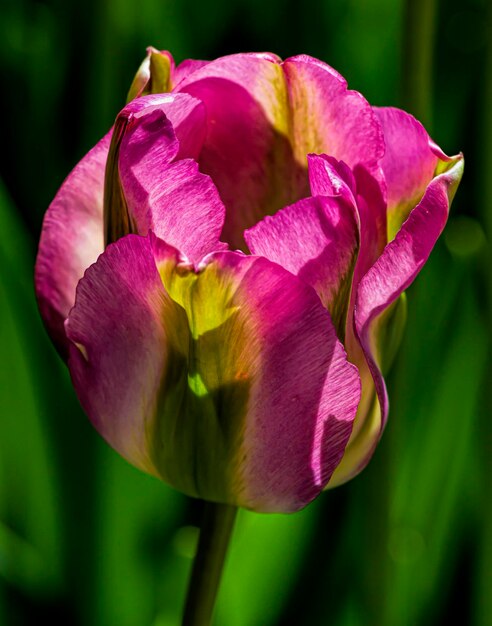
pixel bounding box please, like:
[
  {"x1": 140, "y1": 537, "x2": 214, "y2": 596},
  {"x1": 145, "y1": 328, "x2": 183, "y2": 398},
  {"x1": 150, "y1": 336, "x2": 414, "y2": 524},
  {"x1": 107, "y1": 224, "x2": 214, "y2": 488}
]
[{"x1": 66, "y1": 234, "x2": 360, "y2": 512}]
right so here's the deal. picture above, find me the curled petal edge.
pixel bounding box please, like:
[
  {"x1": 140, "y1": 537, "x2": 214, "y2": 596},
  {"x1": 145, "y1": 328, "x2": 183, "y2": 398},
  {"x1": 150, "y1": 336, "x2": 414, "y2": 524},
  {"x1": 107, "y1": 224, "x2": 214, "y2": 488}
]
[{"x1": 328, "y1": 154, "x2": 463, "y2": 487}]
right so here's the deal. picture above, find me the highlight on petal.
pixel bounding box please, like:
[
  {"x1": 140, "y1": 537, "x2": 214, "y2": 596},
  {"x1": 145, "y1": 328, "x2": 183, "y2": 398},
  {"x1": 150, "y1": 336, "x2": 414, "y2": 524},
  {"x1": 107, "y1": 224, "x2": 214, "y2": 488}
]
[
  {"x1": 245, "y1": 194, "x2": 359, "y2": 340},
  {"x1": 330, "y1": 154, "x2": 464, "y2": 485},
  {"x1": 65, "y1": 234, "x2": 360, "y2": 513},
  {"x1": 35, "y1": 130, "x2": 112, "y2": 358}
]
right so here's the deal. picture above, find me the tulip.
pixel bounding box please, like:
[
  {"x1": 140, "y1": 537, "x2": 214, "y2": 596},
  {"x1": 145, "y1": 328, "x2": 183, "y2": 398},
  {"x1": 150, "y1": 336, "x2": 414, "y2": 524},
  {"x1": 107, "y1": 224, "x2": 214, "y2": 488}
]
[{"x1": 35, "y1": 50, "x2": 463, "y2": 515}]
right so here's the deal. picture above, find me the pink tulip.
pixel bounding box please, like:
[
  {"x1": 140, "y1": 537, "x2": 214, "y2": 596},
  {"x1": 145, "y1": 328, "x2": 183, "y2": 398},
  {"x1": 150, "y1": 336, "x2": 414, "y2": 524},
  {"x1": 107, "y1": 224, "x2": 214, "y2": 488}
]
[{"x1": 35, "y1": 49, "x2": 463, "y2": 513}]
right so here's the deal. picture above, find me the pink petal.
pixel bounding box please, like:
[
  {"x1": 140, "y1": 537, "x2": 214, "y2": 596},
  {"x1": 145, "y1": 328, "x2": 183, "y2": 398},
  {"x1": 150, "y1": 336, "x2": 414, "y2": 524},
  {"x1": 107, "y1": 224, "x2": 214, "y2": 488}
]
[
  {"x1": 176, "y1": 53, "x2": 306, "y2": 249},
  {"x1": 35, "y1": 130, "x2": 112, "y2": 358},
  {"x1": 176, "y1": 53, "x2": 385, "y2": 250},
  {"x1": 374, "y1": 107, "x2": 441, "y2": 238},
  {"x1": 245, "y1": 194, "x2": 358, "y2": 339},
  {"x1": 172, "y1": 58, "x2": 210, "y2": 88},
  {"x1": 65, "y1": 235, "x2": 176, "y2": 474},
  {"x1": 117, "y1": 95, "x2": 226, "y2": 263},
  {"x1": 65, "y1": 234, "x2": 360, "y2": 512},
  {"x1": 285, "y1": 57, "x2": 389, "y2": 277},
  {"x1": 283, "y1": 55, "x2": 384, "y2": 173},
  {"x1": 116, "y1": 92, "x2": 207, "y2": 161},
  {"x1": 226, "y1": 251, "x2": 360, "y2": 512},
  {"x1": 308, "y1": 153, "x2": 358, "y2": 208},
  {"x1": 352, "y1": 155, "x2": 464, "y2": 469}
]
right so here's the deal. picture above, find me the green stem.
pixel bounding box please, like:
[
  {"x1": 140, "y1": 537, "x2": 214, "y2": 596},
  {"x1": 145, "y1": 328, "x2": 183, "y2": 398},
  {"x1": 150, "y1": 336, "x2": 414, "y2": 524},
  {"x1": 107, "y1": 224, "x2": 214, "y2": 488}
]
[
  {"x1": 401, "y1": 0, "x2": 438, "y2": 129},
  {"x1": 182, "y1": 502, "x2": 237, "y2": 626}
]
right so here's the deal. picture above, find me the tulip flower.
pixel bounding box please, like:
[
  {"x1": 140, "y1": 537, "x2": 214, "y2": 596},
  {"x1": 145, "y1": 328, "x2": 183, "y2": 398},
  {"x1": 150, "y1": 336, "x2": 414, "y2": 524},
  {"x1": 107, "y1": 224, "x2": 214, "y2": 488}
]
[{"x1": 35, "y1": 50, "x2": 463, "y2": 515}]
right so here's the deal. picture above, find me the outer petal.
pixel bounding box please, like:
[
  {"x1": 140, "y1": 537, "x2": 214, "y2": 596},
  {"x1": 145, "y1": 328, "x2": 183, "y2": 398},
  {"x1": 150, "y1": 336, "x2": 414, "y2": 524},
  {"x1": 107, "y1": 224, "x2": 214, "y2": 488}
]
[
  {"x1": 245, "y1": 194, "x2": 358, "y2": 340},
  {"x1": 65, "y1": 234, "x2": 360, "y2": 512},
  {"x1": 374, "y1": 107, "x2": 446, "y2": 239},
  {"x1": 305, "y1": 154, "x2": 387, "y2": 489},
  {"x1": 35, "y1": 130, "x2": 112, "y2": 358},
  {"x1": 330, "y1": 154, "x2": 464, "y2": 485}
]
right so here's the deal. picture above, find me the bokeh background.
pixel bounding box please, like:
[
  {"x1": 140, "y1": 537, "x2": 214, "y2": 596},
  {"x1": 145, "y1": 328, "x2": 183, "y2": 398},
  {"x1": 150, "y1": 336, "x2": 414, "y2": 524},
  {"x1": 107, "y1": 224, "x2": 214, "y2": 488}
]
[{"x1": 0, "y1": 0, "x2": 490, "y2": 624}]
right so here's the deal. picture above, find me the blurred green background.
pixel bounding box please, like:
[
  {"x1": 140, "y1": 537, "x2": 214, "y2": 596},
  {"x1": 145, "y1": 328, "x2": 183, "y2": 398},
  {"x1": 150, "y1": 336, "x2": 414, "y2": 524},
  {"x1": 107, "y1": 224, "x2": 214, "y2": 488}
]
[{"x1": 0, "y1": 0, "x2": 490, "y2": 624}]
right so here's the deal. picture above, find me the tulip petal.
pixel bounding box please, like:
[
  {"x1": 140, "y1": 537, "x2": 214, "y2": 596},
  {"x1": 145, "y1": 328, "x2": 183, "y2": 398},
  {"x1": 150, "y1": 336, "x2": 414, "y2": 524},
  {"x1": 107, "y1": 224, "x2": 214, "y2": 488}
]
[
  {"x1": 176, "y1": 53, "x2": 385, "y2": 249},
  {"x1": 374, "y1": 107, "x2": 444, "y2": 239},
  {"x1": 176, "y1": 54, "x2": 305, "y2": 249},
  {"x1": 308, "y1": 153, "x2": 358, "y2": 208},
  {"x1": 116, "y1": 92, "x2": 207, "y2": 164},
  {"x1": 105, "y1": 93, "x2": 220, "y2": 260},
  {"x1": 245, "y1": 194, "x2": 358, "y2": 340},
  {"x1": 118, "y1": 100, "x2": 226, "y2": 263},
  {"x1": 283, "y1": 55, "x2": 384, "y2": 172},
  {"x1": 172, "y1": 58, "x2": 210, "y2": 88},
  {"x1": 333, "y1": 155, "x2": 464, "y2": 483},
  {"x1": 66, "y1": 234, "x2": 360, "y2": 513},
  {"x1": 35, "y1": 130, "x2": 112, "y2": 358},
  {"x1": 285, "y1": 59, "x2": 388, "y2": 282}
]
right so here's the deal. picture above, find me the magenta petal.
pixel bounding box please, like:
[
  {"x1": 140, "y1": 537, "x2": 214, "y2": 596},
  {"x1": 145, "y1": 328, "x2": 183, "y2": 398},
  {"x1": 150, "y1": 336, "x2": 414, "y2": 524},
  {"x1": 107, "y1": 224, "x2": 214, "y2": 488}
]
[
  {"x1": 245, "y1": 195, "x2": 358, "y2": 339},
  {"x1": 65, "y1": 234, "x2": 174, "y2": 474},
  {"x1": 175, "y1": 53, "x2": 386, "y2": 250},
  {"x1": 176, "y1": 53, "x2": 307, "y2": 249},
  {"x1": 230, "y1": 251, "x2": 360, "y2": 510},
  {"x1": 308, "y1": 153, "x2": 358, "y2": 208},
  {"x1": 118, "y1": 112, "x2": 226, "y2": 263},
  {"x1": 374, "y1": 107, "x2": 441, "y2": 238},
  {"x1": 172, "y1": 58, "x2": 210, "y2": 88},
  {"x1": 286, "y1": 57, "x2": 388, "y2": 274},
  {"x1": 307, "y1": 153, "x2": 387, "y2": 297},
  {"x1": 65, "y1": 234, "x2": 360, "y2": 512},
  {"x1": 35, "y1": 130, "x2": 112, "y2": 358},
  {"x1": 119, "y1": 92, "x2": 207, "y2": 161},
  {"x1": 283, "y1": 55, "x2": 385, "y2": 172},
  {"x1": 355, "y1": 155, "x2": 464, "y2": 430}
]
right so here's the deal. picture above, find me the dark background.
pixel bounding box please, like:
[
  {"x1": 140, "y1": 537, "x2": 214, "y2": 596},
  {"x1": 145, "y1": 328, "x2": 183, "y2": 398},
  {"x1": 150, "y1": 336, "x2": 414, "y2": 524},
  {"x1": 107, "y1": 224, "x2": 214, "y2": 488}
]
[{"x1": 0, "y1": 0, "x2": 490, "y2": 624}]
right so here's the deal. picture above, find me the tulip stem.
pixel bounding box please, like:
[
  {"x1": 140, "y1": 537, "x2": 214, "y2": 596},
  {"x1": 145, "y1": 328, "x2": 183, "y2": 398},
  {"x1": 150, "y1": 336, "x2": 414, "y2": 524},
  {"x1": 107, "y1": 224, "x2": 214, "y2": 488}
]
[{"x1": 182, "y1": 502, "x2": 237, "y2": 626}]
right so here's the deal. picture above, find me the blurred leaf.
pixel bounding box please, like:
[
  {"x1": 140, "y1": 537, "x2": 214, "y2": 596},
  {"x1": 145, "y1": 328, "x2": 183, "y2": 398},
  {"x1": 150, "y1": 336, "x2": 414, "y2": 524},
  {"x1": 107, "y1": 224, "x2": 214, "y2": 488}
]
[
  {"x1": 385, "y1": 260, "x2": 486, "y2": 625},
  {"x1": 0, "y1": 181, "x2": 63, "y2": 595},
  {"x1": 94, "y1": 449, "x2": 188, "y2": 626},
  {"x1": 215, "y1": 503, "x2": 320, "y2": 626}
]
